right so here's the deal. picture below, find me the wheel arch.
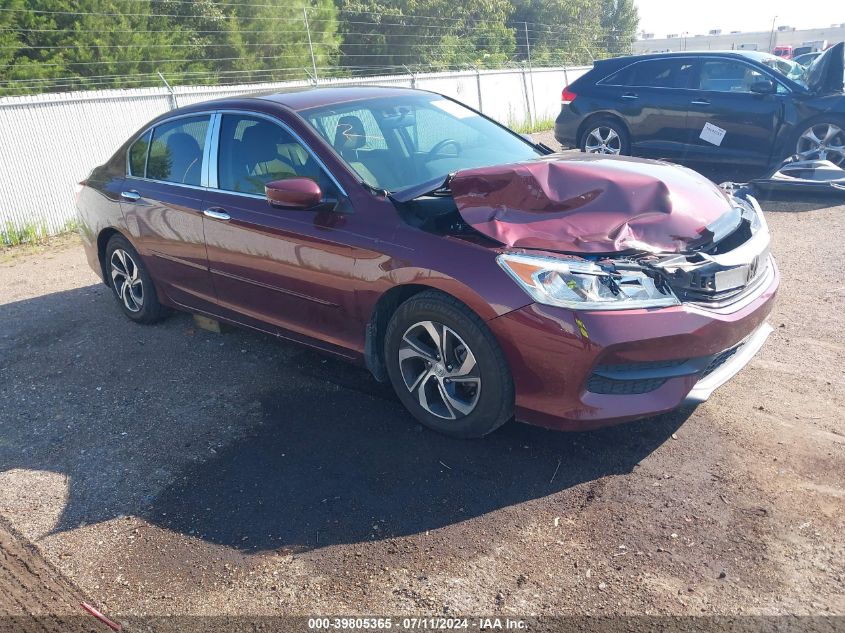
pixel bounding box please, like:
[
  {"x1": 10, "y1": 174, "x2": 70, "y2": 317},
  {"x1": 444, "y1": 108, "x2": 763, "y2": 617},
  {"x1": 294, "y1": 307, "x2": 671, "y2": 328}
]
[
  {"x1": 363, "y1": 282, "x2": 499, "y2": 382},
  {"x1": 576, "y1": 112, "x2": 630, "y2": 150},
  {"x1": 96, "y1": 227, "x2": 134, "y2": 287}
]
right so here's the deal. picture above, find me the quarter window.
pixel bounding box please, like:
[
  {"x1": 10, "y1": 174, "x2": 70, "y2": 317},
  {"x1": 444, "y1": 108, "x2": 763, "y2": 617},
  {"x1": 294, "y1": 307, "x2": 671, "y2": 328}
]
[
  {"x1": 128, "y1": 130, "x2": 151, "y2": 177},
  {"x1": 216, "y1": 114, "x2": 328, "y2": 195},
  {"x1": 146, "y1": 116, "x2": 209, "y2": 186}
]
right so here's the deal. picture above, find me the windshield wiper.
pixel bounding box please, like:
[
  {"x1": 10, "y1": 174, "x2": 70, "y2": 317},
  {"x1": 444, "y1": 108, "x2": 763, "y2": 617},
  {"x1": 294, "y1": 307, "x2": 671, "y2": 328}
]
[
  {"x1": 389, "y1": 174, "x2": 454, "y2": 203},
  {"x1": 361, "y1": 181, "x2": 390, "y2": 197}
]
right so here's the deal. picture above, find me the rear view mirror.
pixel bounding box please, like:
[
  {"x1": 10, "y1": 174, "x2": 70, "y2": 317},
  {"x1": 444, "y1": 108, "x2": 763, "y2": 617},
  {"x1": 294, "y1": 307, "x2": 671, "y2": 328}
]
[
  {"x1": 265, "y1": 178, "x2": 322, "y2": 210},
  {"x1": 749, "y1": 79, "x2": 776, "y2": 95}
]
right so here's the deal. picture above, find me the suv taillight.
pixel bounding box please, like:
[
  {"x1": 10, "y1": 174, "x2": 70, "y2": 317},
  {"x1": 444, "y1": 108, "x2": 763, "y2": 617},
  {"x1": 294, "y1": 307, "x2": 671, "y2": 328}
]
[{"x1": 561, "y1": 86, "x2": 577, "y2": 105}]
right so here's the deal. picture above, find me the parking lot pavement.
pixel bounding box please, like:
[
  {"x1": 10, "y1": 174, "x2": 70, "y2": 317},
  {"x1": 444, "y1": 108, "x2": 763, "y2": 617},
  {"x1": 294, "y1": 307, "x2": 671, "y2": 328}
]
[{"x1": 0, "y1": 187, "x2": 843, "y2": 619}]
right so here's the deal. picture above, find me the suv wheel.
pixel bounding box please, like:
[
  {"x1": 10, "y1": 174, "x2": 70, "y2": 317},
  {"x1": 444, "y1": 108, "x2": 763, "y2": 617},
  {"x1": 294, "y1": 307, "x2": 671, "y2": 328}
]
[
  {"x1": 580, "y1": 117, "x2": 630, "y2": 155},
  {"x1": 794, "y1": 118, "x2": 845, "y2": 166}
]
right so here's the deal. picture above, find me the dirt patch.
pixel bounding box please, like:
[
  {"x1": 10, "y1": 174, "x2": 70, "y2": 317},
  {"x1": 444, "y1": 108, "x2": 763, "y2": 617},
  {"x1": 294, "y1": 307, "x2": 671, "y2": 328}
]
[
  {"x1": 0, "y1": 168, "x2": 843, "y2": 618},
  {"x1": 0, "y1": 515, "x2": 100, "y2": 631}
]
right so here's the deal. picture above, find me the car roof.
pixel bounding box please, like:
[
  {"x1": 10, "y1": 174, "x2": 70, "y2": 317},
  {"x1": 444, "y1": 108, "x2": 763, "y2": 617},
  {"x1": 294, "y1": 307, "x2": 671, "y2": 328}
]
[
  {"x1": 603, "y1": 50, "x2": 781, "y2": 64},
  {"x1": 257, "y1": 85, "x2": 425, "y2": 110},
  {"x1": 590, "y1": 49, "x2": 803, "y2": 81},
  {"x1": 177, "y1": 85, "x2": 427, "y2": 114}
]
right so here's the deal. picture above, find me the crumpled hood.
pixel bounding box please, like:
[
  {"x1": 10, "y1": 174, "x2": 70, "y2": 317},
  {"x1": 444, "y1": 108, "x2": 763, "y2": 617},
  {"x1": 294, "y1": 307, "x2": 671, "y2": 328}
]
[{"x1": 450, "y1": 154, "x2": 738, "y2": 254}]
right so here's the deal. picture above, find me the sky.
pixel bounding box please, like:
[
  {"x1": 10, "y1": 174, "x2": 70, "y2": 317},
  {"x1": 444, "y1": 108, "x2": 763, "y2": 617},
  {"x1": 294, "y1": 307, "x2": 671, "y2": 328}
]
[{"x1": 634, "y1": 0, "x2": 844, "y2": 37}]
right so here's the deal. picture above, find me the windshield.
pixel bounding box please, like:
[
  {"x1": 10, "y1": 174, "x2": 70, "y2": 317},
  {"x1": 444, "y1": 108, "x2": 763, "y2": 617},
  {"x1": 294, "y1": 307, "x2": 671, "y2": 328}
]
[
  {"x1": 301, "y1": 95, "x2": 542, "y2": 193},
  {"x1": 758, "y1": 55, "x2": 807, "y2": 85}
]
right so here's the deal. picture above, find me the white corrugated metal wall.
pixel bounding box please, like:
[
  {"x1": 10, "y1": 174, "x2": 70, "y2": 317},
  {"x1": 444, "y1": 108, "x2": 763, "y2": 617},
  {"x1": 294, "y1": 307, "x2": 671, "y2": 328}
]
[{"x1": 0, "y1": 65, "x2": 589, "y2": 242}]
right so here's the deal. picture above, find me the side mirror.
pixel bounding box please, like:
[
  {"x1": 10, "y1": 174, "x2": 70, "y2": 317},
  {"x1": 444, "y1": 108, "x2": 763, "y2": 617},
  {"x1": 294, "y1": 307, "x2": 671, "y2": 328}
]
[
  {"x1": 749, "y1": 79, "x2": 776, "y2": 95},
  {"x1": 265, "y1": 178, "x2": 322, "y2": 210}
]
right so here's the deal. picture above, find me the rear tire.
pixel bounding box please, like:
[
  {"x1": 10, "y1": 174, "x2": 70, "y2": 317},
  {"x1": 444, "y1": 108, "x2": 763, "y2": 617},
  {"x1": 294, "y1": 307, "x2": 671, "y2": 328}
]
[
  {"x1": 105, "y1": 235, "x2": 167, "y2": 324},
  {"x1": 384, "y1": 291, "x2": 514, "y2": 438},
  {"x1": 579, "y1": 116, "x2": 630, "y2": 156}
]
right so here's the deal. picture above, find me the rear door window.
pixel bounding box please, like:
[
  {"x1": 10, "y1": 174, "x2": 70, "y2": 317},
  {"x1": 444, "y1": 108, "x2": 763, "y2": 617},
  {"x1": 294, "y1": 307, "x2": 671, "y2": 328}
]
[
  {"x1": 146, "y1": 116, "x2": 210, "y2": 186},
  {"x1": 604, "y1": 59, "x2": 695, "y2": 89}
]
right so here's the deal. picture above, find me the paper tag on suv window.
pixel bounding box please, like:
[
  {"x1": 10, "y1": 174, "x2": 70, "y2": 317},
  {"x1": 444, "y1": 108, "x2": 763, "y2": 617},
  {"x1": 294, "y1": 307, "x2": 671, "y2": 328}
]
[{"x1": 700, "y1": 122, "x2": 727, "y2": 146}]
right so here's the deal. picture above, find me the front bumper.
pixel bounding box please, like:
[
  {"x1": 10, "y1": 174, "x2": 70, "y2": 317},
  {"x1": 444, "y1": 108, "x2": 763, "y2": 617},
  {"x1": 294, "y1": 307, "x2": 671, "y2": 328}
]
[
  {"x1": 488, "y1": 258, "x2": 779, "y2": 431},
  {"x1": 683, "y1": 322, "x2": 772, "y2": 404}
]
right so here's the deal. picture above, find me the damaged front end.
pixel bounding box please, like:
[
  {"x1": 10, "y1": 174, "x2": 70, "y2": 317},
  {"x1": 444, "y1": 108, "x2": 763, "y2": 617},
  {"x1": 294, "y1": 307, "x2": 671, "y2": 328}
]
[
  {"x1": 392, "y1": 154, "x2": 778, "y2": 421},
  {"x1": 439, "y1": 154, "x2": 775, "y2": 312},
  {"x1": 493, "y1": 191, "x2": 771, "y2": 313},
  {"x1": 631, "y1": 194, "x2": 773, "y2": 309}
]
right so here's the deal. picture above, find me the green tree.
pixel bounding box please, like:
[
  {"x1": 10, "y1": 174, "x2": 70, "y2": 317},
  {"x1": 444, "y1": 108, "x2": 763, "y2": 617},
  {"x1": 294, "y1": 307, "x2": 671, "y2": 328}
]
[
  {"x1": 0, "y1": 0, "x2": 341, "y2": 93},
  {"x1": 510, "y1": 0, "x2": 606, "y2": 65},
  {"x1": 600, "y1": 0, "x2": 638, "y2": 57},
  {"x1": 336, "y1": 0, "x2": 515, "y2": 72},
  {"x1": 509, "y1": 0, "x2": 637, "y2": 64},
  {"x1": 228, "y1": 0, "x2": 339, "y2": 83}
]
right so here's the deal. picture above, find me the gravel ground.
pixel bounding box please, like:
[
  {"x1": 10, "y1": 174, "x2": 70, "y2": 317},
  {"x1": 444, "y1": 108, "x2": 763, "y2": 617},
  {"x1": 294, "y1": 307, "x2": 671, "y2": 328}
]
[{"x1": 0, "y1": 143, "x2": 843, "y2": 624}]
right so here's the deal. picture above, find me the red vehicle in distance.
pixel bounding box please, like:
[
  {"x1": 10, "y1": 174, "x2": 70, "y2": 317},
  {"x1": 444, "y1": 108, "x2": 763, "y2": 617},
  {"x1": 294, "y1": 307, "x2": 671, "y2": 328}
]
[
  {"x1": 773, "y1": 45, "x2": 793, "y2": 59},
  {"x1": 76, "y1": 87, "x2": 778, "y2": 438}
]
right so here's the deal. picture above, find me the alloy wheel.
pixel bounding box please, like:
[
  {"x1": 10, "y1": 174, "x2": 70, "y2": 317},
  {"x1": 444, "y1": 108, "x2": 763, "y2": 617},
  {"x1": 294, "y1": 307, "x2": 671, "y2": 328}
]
[
  {"x1": 110, "y1": 248, "x2": 144, "y2": 313},
  {"x1": 584, "y1": 126, "x2": 622, "y2": 154},
  {"x1": 398, "y1": 320, "x2": 481, "y2": 420},
  {"x1": 796, "y1": 122, "x2": 845, "y2": 165}
]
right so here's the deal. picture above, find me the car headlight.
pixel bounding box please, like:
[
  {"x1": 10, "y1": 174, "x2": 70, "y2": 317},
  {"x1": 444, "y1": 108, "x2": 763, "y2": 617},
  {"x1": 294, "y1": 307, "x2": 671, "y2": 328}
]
[{"x1": 497, "y1": 253, "x2": 679, "y2": 310}]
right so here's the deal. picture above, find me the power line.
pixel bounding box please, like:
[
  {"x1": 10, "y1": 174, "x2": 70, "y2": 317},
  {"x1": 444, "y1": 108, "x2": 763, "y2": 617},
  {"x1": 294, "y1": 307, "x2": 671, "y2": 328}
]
[
  {"x1": 0, "y1": 40, "x2": 543, "y2": 51},
  {"x1": 0, "y1": 8, "x2": 630, "y2": 34}
]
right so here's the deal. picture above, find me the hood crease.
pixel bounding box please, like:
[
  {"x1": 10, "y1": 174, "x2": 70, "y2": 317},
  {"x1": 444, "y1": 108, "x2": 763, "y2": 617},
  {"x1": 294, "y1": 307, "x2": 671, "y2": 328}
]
[{"x1": 449, "y1": 154, "x2": 737, "y2": 254}]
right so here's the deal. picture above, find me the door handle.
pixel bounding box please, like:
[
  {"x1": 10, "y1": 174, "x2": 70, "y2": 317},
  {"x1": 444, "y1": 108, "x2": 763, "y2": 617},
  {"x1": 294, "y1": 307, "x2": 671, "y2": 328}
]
[
  {"x1": 621, "y1": 93, "x2": 639, "y2": 100},
  {"x1": 203, "y1": 207, "x2": 231, "y2": 221},
  {"x1": 120, "y1": 190, "x2": 141, "y2": 201},
  {"x1": 691, "y1": 99, "x2": 711, "y2": 106}
]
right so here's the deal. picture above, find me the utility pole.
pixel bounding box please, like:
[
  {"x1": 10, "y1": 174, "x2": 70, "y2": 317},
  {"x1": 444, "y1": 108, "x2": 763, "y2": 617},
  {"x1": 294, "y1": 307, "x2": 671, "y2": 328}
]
[
  {"x1": 303, "y1": 8, "x2": 318, "y2": 84},
  {"x1": 157, "y1": 72, "x2": 178, "y2": 109},
  {"x1": 524, "y1": 22, "x2": 537, "y2": 129},
  {"x1": 768, "y1": 15, "x2": 778, "y2": 53}
]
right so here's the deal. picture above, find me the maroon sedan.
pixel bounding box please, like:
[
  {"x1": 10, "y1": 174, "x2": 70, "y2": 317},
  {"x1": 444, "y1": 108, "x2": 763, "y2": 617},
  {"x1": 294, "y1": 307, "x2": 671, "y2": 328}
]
[{"x1": 76, "y1": 86, "x2": 778, "y2": 437}]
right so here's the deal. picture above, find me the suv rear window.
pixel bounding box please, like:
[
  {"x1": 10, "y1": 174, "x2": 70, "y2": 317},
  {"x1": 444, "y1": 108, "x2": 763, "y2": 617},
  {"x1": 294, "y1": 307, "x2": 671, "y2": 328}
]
[{"x1": 603, "y1": 59, "x2": 695, "y2": 89}]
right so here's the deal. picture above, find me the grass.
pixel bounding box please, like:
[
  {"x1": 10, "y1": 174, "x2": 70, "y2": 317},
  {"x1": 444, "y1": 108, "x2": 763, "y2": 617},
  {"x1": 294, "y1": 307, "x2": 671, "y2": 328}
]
[
  {"x1": 509, "y1": 117, "x2": 556, "y2": 135},
  {"x1": 1, "y1": 218, "x2": 79, "y2": 248},
  {"x1": 0, "y1": 219, "x2": 81, "y2": 264}
]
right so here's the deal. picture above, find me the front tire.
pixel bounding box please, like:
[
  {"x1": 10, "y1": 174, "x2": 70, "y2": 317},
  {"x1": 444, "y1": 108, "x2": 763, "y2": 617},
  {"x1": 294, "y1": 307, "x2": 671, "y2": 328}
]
[
  {"x1": 580, "y1": 117, "x2": 630, "y2": 155},
  {"x1": 105, "y1": 235, "x2": 167, "y2": 324},
  {"x1": 793, "y1": 117, "x2": 845, "y2": 166},
  {"x1": 384, "y1": 291, "x2": 514, "y2": 438}
]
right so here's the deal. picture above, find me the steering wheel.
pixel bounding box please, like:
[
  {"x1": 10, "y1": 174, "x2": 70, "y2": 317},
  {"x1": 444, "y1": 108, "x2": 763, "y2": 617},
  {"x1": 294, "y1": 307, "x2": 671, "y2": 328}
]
[{"x1": 427, "y1": 138, "x2": 461, "y2": 159}]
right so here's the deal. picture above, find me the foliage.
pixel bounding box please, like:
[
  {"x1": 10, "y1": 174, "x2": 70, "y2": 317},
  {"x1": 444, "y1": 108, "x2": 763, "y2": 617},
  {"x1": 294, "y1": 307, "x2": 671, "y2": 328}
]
[
  {"x1": 337, "y1": 0, "x2": 516, "y2": 72},
  {"x1": 0, "y1": 0, "x2": 637, "y2": 93}
]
